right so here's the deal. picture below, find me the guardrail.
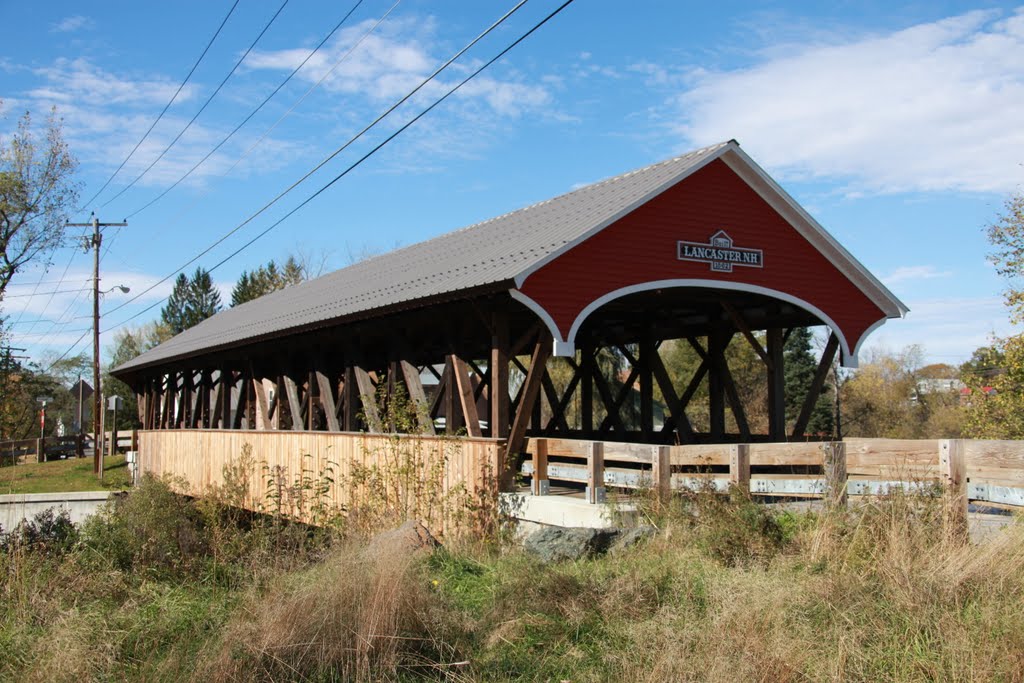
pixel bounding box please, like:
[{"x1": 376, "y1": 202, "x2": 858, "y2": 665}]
[{"x1": 521, "y1": 437, "x2": 1024, "y2": 517}]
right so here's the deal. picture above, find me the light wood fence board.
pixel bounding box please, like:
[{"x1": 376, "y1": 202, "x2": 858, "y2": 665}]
[
  {"x1": 670, "y1": 444, "x2": 730, "y2": 466},
  {"x1": 965, "y1": 440, "x2": 1024, "y2": 469},
  {"x1": 139, "y1": 430, "x2": 502, "y2": 534},
  {"x1": 749, "y1": 442, "x2": 824, "y2": 466}
]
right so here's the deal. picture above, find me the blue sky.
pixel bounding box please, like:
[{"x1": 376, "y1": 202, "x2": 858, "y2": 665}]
[{"x1": 2, "y1": 0, "x2": 1023, "y2": 369}]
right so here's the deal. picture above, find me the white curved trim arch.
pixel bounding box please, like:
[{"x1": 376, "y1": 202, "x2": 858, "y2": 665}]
[{"x1": 511, "y1": 280, "x2": 891, "y2": 368}]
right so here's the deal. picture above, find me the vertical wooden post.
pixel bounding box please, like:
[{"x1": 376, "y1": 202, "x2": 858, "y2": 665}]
[
  {"x1": 76, "y1": 432, "x2": 85, "y2": 458},
  {"x1": 822, "y1": 441, "x2": 848, "y2": 509},
  {"x1": 766, "y1": 327, "x2": 785, "y2": 441},
  {"x1": 939, "y1": 439, "x2": 968, "y2": 540},
  {"x1": 490, "y1": 312, "x2": 510, "y2": 439},
  {"x1": 36, "y1": 437, "x2": 45, "y2": 463},
  {"x1": 652, "y1": 445, "x2": 671, "y2": 505},
  {"x1": 221, "y1": 368, "x2": 232, "y2": 429},
  {"x1": 581, "y1": 341, "x2": 594, "y2": 437},
  {"x1": 709, "y1": 331, "x2": 728, "y2": 441},
  {"x1": 342, "y1": 366, "x2": 357, "y2": 432},
  {"x1": 532, "y1": 438, "x2": 549, "y2": 495},
  {"x1": 443, "y1": 356, "x2": 458, "y2": 434},
  {"x1": 587, "y1": 441, "x2": 606, "y2": 504},
  {"x1": 640, "y1": 332, "x2": 655, "y2": 439},
  {"x1": 729, "y1": 443, "x2": 750, "y2": 494},
  {"x1": 131, "y1": 429, "x2": 138, "y2": 453}
]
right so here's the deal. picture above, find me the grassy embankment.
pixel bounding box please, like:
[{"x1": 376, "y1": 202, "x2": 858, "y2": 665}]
[
  {"x1": 2, "y1": 475, "x2": 1024, "y2": 682},
  {"x1": 0, "y1": 455, "x2": 130, "y2": 495}
]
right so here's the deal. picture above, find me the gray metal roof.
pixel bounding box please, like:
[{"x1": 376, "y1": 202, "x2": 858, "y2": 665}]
[{"x1": 115, "y1": 141, "x2": 733, "y2": 373}]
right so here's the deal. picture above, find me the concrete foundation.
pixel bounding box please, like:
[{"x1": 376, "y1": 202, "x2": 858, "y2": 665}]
[
  {"x1": 0, "y1": 491, "x2": 117, "y2": 530},
  {"x1": 501, "y1": 491, "x2": 639, "y2": 530}
]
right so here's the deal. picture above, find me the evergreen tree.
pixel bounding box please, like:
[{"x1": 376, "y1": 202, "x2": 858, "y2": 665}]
[
  {"x1": 161, "y1": 269, "x2": 221, "y2": 333},
  {"x1": 230, "y1": 271, "x2": 255, "y2": 307},
  {"x1": 230, "y1": 256, "x2": 306, "y2": 307},
  {"x1": 161, "y1": 273, "x2": 190, "y2": 334},
  {"x1": 281, "y1": 255, "x2": 304, "y2": 286},
  {"x1": 783, "y1": 327, "x2": 833, "y2": 436},
  {"x1": 184, "y1": 267, "x2": 221, "y2": 328}
]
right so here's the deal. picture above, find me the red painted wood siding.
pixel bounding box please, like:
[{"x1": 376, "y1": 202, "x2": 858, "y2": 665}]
[{"x1": 518, "y1": 159, "x2": 886, "y2": 352}]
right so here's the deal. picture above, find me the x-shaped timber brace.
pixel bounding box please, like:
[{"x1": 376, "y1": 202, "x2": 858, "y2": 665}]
[{"x1": 133, "y1": 297, "x2": 840, "y2": 487}]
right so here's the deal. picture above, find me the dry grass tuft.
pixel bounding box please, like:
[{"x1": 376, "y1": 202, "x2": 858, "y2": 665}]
[{"x1": 199, "y1": 538, "x2": 456, "y2": 682}]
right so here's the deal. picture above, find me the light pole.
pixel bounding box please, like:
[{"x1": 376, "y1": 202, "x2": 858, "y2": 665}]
[{"x1": 94, "y1": 283, "x2": 131, "y2": 477}]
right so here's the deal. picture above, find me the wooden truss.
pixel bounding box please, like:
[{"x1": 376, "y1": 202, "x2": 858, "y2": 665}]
[{"x1": 132, "y1": 293, "x2": 839, "y2": 457}]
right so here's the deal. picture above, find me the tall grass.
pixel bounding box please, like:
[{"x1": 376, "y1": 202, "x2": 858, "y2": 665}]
[{"x1": 3, "y1": 475, "x2": 1024, "y2": 681}]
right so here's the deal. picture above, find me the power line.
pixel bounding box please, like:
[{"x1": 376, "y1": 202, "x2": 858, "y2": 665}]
[
  {"x1": 3, "y1": 242, "x2": 79, "y2": 330},
  {"x1": 124, "y1": 0, "x2": 367, "y2": 220},
  {"x1": 3, "y1": 287, "x2": 92, "y2": 298},
  {"x1": 105, "y1": 0, "x2": 578, "y2": 334},
  {"x1": 103, "y1": 0, "x2": 530, "y2": 321},
  {"x1": 99, "y1": 0, "x2": 291, "y2": 211},
  {"x1": 78, "y1": 0, "x2": 241, "y2": 211},
  {"x1": 98, "y1": 0, "x2": 403, "y2": 272}
]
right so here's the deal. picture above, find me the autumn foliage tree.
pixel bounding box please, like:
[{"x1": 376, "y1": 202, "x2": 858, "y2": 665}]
[{"x1": 963, "y1": 192, "x2": 1024, "y2": 438}]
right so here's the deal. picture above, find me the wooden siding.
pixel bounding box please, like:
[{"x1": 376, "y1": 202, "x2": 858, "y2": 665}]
[{"x1": 139, "y1": 430, "x2": 503, "y2": 535}]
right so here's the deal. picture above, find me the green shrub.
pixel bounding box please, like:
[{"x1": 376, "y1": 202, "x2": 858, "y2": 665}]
[
  {"x1": 80, "y1": 475, "x2": 207, "y2": 578},
  {"x1": 0, "y1": 508, "x2": 79, "y2": 556}
]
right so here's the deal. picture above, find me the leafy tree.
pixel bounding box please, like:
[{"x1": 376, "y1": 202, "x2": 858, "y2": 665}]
[
  {"x1": 161, "y1": 268, "x2": 221, "y2": 334},
  {"x1": 0, "y1": 106, "x2": 80, "y2": 297},
  {"x1": 103, "y1": 322, "x2": 172, "y2": 430},
  {"x1": 840, "y1": 345, "x2": 963, "y2": 438},
  {"x1": 963, "y1": 192, "x2": 1024, "y2": 438},
  {"x1": 0, "y1": 353, "x2": 89, "y2": 440}
]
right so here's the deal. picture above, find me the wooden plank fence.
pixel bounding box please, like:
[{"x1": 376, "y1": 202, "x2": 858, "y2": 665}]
[
  {"x1": 138, "y1": 429, "x2": 503, "y2": 535},
  {"x1": 132, "y1": 431, "x2": 1024, "y2": 536},
  {"x1": 0, "y1": 430, "x2": 139, "y2": 465},
  {"x1": 521, "y1": 437, "x2": 1024, "y2": 526}
]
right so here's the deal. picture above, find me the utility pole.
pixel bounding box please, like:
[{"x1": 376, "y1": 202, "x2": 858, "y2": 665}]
[{"x1": 67, "y1": 214, "x2": 127, "y2": 475}]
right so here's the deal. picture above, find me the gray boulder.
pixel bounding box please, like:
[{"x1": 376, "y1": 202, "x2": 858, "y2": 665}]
[{"x1": 523, "y1": 526, "x2": 619, "y2": 563}]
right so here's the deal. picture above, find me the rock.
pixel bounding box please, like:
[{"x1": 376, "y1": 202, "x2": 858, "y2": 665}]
[
  {"x1": 365, "y1": 519, "x2": 441, "y2": 561},
  {"x1": 523, "y1": 526, "x2": 619, "y2": 563},
  {"x1": 608, "y1": 526, "x2": 656, "y2": 555}
]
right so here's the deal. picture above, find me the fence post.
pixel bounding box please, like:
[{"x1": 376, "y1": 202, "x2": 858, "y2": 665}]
[
  {"x1": 729, "y1": 444, "x2": 750, "y2": 495},
  {"x1": 532, "y1": 438, "x2": 549, "y2": 495},
  {"x1": 131, "y1": 429, "x2": 139, "y2": 453},
  {"x1": 823, "y1": 441, "x2": 848, "y2": 509},
  {"x1": 652, "y1": 445, "x2": 671, "y2": 504},
  {"x1": 939, "y1": 439, "x2": 968, "y2": 541},
  {"x1": 587, "y1": 441, "x2": 605, "y2": 504},
  {"x1": 36, "y1": 436, "x2": 46, "y2": 463},
  {"x1": 75, "y1": 433, "x2": 84, "y2": 458}
]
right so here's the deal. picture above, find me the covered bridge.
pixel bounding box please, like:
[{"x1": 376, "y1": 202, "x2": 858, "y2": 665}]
[{"x1": 113, "y1": 140, "x2": 906, "y2": 460}]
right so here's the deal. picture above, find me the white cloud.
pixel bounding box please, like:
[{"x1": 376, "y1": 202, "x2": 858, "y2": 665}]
[
  {"x1": 882, "y1": 265, "x2": 954, "y2": 285},
  {"x1": 51, "y1": 15, "x2": 93, "y2": 33},
  {"x1": 670, "y1": 8, "x2": 1024, "y2": 195},
  {"x1": 864, "y1": 295, "x2": 1016, "y2": 363},
  {"x1": 245, "y1": 17, "x2": 552, "y2": 118},
  {"x1": 30, "y1": 58, "x2": 195, "y2": 107}
]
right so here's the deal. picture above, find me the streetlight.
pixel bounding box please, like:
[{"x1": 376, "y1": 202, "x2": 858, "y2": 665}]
[{"x1": 93, "y1": 283, "x2": 131, "y2": 477}]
